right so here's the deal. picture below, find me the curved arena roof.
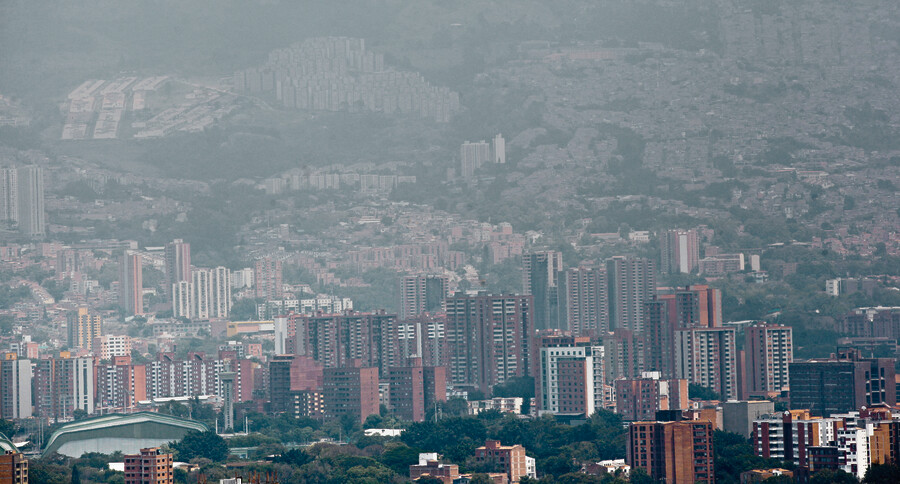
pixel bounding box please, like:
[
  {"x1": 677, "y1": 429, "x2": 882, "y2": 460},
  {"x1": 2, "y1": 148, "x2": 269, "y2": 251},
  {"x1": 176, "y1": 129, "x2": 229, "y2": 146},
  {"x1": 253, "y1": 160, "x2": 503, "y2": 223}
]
[
  {"x1": 0, "y1": 433, "x2": 17, "y2": 454},
  {"x1": 42, "y1": 412, "x2": 209, "y2": 458}
]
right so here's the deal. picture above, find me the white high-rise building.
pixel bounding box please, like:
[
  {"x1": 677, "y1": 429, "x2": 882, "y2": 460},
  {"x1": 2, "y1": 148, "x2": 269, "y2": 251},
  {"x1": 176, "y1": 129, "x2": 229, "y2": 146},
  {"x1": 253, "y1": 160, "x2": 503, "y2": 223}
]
[
  {"x1": 211, "y1": 266, "x2": 232, "y2": 318},
  {"x1": 0, "y1": 167, "x2": 18, "y2": 223},
  {"x1": 18, "y1": 165, "x2": 45, "y2": 237},
  {"x1": 492, "y1": 133, "x2": 506, "y2": 164},
  {"x1": 172, "y1": 266, "x2": 233, "y2": 320},
  {"x1": 0, "y1": 357, "x2": 32, "y2": 419},
  {"x1": 192, "y1": 269, "x2": 212, "y2": 319},
  {"x1": 172, "y1": 280, "x2": 193, "y2": 319},
  {"x1": 165, "y1": 238, "x2": 191, "y2": 287},
  {"x1": 274, "y1": 316, "x2": 289, "y2": 355},
  {"x1": 72, "y1": 357, "x2": 95, "y2": 416},
  {"x1": 232, "y1": 268, "x2": 254, "y2": 289},
  {"x1": 460, "y1": 140, "x2": 491, "y2": 178},
  {"x1": 536, "y1": 336, "x2": 605, "y2": 416},
  {"x1": 836, "y1": 426, "x2": 871, "y2": 480}
]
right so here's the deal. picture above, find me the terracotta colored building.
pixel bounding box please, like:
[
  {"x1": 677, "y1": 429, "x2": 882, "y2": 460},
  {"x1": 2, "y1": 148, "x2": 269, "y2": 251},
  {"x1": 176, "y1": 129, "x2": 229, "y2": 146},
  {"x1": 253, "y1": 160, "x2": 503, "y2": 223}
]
[
  {"x1": 473, "y1": 440, "x2": 529, "y2": 483},
  {"x1": 95, "y1": 355, "x2": 147, "y2": 413},
  {"x1": 269, "y1": 355, "x2": 323, "y2": 413},
  {"x1": 0, "y1": 452, "x2": 27, "y2": 484},
  {"x1": 673, "y1": 285, "x2": 722, "y2": 328},
  {"x1": 387, "y1": 358, "x2": 447, "y2": 422},
  {"x1": 743, "y1": 322, "x2": 792, "y2": 399},
  {"x1": 740, "y1": 468, "x2": 793, "y2": 483},
  {"x1": 409, "y1": 453, "x2": 459, "y2": 483},
  {"x1": 615, "y1": 373, "x2": 689, "y2": 421},
  {"x1": 627, "y1": 420, "x2": 714, "y2": 484},
  {"x1": 124, "y1": 448, "x2": 173, "y2": 484},
  {"x1": 323, "y1": 364, "x2": 379, "y2": 423}
]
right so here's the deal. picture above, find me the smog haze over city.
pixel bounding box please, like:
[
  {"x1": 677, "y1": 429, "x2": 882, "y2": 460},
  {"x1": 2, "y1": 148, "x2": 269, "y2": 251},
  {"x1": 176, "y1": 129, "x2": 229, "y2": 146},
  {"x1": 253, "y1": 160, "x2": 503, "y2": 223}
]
[{"x1": 1, "y1": 1, "x2": 900, "y2": 483}]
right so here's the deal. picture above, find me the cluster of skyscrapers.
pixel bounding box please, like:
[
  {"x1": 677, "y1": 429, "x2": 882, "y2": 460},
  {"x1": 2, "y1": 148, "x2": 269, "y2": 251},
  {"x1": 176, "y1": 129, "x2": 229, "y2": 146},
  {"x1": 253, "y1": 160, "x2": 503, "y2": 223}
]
[
  {"x1": 234, "y1": 37, "x2": 460, "y2": 122},
  {"x1": 166, "y1": 240, "x2": 232, "y2": 319},
  {"x1": 116, "y1": 239, "x2": 239, "y2": 318}
]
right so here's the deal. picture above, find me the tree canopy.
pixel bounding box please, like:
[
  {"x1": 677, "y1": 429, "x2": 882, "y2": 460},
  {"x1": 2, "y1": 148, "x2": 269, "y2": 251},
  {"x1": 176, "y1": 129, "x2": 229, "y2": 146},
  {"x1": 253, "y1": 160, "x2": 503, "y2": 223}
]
[{"x1": 171, "y1": 430, "x2": 229, "y2": 462}]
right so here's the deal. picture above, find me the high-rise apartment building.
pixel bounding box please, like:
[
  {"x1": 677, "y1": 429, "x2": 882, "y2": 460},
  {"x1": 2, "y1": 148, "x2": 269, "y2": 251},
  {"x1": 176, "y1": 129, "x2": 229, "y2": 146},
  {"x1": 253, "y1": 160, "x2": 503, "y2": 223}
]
[
  {"x1": 14, "y1": 165, "x2": 45, "y2": 238},
  {"x1": 789, "y1": 350, "x2": 896, "y2": 415},
  {"x1": 386, "y1": 358, "x2": 447, "y2": 422},
  {"x1": 254, "y1": 257, "x2": 283, "y2": 301},
  {"x1": 661, "y1": 229, "x2": 700, "y2": 274},
  {"x1": 399, "y1": 313, "x2": 450, "y2": 369},
  {"x1": 171, "y1": 267, "x2": 232, "y2": 320},
  {"x1": 752, "y1": 410, "x2": 843, "y2": 469},
  {"x1": 535, "y1": 335, "x2": 605, "y2": 416},
  {"x1": 398, "y1": 274, "x2": 449, "y2": 320},
  {"x1": 192, "y1": 268, "x2": 212, "y2": 319},
  {"x1": 33, "y1": 354, "x2": 95, "y2": 420},
  {"x1": 753, "y1": 407, "x2": 900, "y2": 479},
  {"x1": 627, "y1": 419, "x2": 714, "y2": 484},
  {"x1": 445, "y1": 293, "x2": 533, "y2": 394},
  {"x1": 674, "y1": 327, "x2": 738, "y2": 400},
  {"x1": 225, "y1": 356, "x2": 258, "y2": 404},
  {"x1": 268, "y1": 355, "x2": 324, "y2": 414},
  {"x1": 643, "y1": 294, "x2": 677, "y2": 378},
  {"x1": 643, "y1": 286, "x2": 721, "y2": 380},
  {"x1": 164, "y1": 239, "x2": 191, "y2": 287},
  {"x1": 211, "y1": 266, "x2": 232, "y2": 318},
  {"x1": 615, "y1": 372, "x2": 689, "y2": 422},
  {"x1": 60, "y1": 356, "x2": 95, "y2": 417},
  {"x1": 323, "y1": 364, "x2": 379, "y2": 423},
  {"x1": 93, "y1": 335, "x2": 132, "y2": 360},
  {"x1": 232, "y1": 268, "x2": 254, "y2": 289},
  {"x1": 0, "y1": 355, "x2": 31, "y2": 420},
  {"x1": 460, "y1": 140, "x2": 491, "y2": 178},
  {"x1": 564, "y1": 265, "x2": 609, "y2": 336},
  {"x1": 292, "y1": 311, "x2": 400, "y2": 375},
  {"x1": 124, "y1": 447, "x2": 173, "y2": 484},
  {"x1": 492, "y1": 133, "x2": 506, "y2": 164},
  {"x1": 118, "y1": 251, "x2": 143, "y2": 316},
  {"x1": 744, "y1": 322, "x2": 793, "y2": 399},
  {"x1": 67, "y1": 307, "x2": 102, "y2": 351},
  {"x1": 604, "y1": 329, "x2": 645, "y2": 383},
  {"x1": 171, "y1": 280, "x2": 192, "y2": 319},
  {"x1": 523, "y1": 251, "x2": 564, "y2": 332},
  {"x1": 606, "y1": 256, "x2": 656, "y2": 332},
  {"x1": 0, "y1": 167, "x2": 17, "y2": 225},
  {"x1": 95, "y1": 355, "x2": 146, "y2": 413},
  {"x1": 673, "y1": 285, "x2": 722, "y2": 328}
]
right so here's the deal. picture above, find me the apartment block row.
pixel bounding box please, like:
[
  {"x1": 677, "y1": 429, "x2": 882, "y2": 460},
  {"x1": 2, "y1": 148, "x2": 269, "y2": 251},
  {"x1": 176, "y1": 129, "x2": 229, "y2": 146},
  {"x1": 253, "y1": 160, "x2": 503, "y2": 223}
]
[{"x1": 753, "y1": 406, "x2": 900, "y2": 480}]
